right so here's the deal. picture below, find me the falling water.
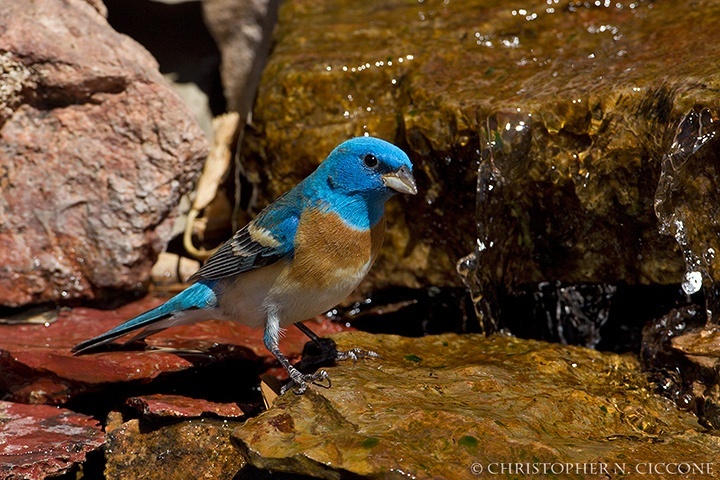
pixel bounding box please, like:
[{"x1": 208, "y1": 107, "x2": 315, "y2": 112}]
[
  {"x1": 455, "y1": 165, "x2": 502, "y2": 334},
  {"x1": 457, "y1": 109, "x2": 533, "y2": 333},
  {"x1": 654, "y1": 105, "x2": 720, "y2": 325},
  {"x1": 531, "y1": 281, "x2": 617, "y2": 348}
]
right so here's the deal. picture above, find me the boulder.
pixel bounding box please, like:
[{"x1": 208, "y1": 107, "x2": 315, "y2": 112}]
[
  {"x1": 240, "y1": 0, "x2": 720, "y2": 293},
  {"x1": 0, "y1": 0, "x2": 208, "y2": 307}
]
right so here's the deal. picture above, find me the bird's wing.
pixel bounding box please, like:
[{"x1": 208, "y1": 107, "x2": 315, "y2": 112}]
[{"x1": 188, "y1": 192, "x2": 301, "y2": 282}]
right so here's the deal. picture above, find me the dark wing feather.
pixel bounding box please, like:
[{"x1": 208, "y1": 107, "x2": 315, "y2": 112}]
[
  {"x1": 188, "y1": 226, "x2": 284, "y2": 281},
  {"x1": 188, "y1": 192, "x2": 301, "y2": 282}
]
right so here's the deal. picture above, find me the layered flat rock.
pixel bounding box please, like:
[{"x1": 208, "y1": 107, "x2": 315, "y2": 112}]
[
  {"x1": 0, "y1": 400, "x2": 104, "y2": 479},
  {"x1": 126, "y1": 393, "x2": 245, "y2": 419},
  {"x1": 0, "y1": 293, "x2": 352, "y2": 404},
  {"x1": 233, "y1": 332, "x2": 718, "y2": 479}
]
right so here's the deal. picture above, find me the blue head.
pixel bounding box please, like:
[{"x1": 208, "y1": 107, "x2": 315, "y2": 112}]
[
  {"x1": 304, "y1": 136, "x2": 417, "y2": 228},
  {"x1": 318, "y1": 137, "x2": 416, "y2": 198}
]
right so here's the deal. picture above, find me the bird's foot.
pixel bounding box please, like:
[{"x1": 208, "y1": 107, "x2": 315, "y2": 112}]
[
  {"x1": 281, "y1": 367, "x2": 331, "y2": 395},
  {"x1": 300, "y1": 336, "x2": 381, "y2": 364},
  {"x1": 335, "y1": 347, "x2": 381, "y2": 362}
]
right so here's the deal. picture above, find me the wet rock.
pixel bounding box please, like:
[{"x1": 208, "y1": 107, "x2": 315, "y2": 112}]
[
  {"x1": 242, "y1": 0, "x2": 720, "y2": 294},
  {"x1": 641, "y1": 306, "x2": 720, "y2": 429},
  {"x1": 126, "y1": 393, "x2": 245, "y2": 419},
  {"x1": 0, "y1": 294, "x2": 353, "y2": 404},
  {"x1": 0, "y1": 400, "x2": 104, "y2": 479},
  {"x1": 105, "y1": 417, "x2": 244, "y2": 479},
  {"x1": 653, "y1": 105, "x2": 720, "y2": 329},
  {"x1": 0, "y1": 0, "x2": 208, "y2": 308},
  {"x1": 234, "y1": 332, "x2": 719, "y2": 479}
]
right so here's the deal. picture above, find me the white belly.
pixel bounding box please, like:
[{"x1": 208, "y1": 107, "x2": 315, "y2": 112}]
[
  {"x1": 214, "y1": 258, "x2": 372, "y2": 328},
  {"x1": 269, "y1": 260, "x2": 372, "y2": 326},
  {"x1": 214, "y1": 262, "x2": 285, "y2": 328}
]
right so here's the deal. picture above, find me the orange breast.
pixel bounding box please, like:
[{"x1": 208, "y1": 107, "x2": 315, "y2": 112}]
[{"x1": 288, "y1": 208, "x2": 385, "y2": 290}]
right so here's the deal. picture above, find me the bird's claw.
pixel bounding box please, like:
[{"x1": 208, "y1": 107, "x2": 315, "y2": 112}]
[
  {"x1": 335, "y1": 347, "x2": 381, "y2": 362},
  {"x1": 278, "y1": 347, "x2": 379, "y2": 395},
  {"x1": 281, "y1": 368, "x2": 331, "y2": 395}
]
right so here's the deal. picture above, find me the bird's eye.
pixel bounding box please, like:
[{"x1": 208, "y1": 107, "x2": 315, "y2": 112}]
[{"x1": 363, "y1": 154, "x2": 378, "y2": 168}]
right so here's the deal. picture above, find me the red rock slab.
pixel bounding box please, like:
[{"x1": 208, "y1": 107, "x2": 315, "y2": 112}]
[
  {"x1": 0, "y1": 293, "x2": 355, "y2": 404},
  {"x1": 126, "y1": 393, "x2": 245, "y2": 419},
  {"x1": 0, "y1": 400, "x2": 105, "y2": 479}
]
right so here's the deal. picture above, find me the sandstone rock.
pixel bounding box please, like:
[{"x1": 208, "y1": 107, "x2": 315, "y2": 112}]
[
  {"x1": 83, "y1": 0, "x2": 107, "y2": 17},
  {"x1": 0, "y1": 0, "x2": 208, "y2": 307},
  {"x1": 103, "y1": 0, "x2": 224, "y2": 137},
  {"x1": 105, "y1": 417, "x2": 244, "y2": 480},
  {"x1": 241, "y1": 0, "x2": 720, "y2": 293},
  {"x1": 126, "y1": 393, "x2": 246, "y2": 418},
  {"x1": 641, "y1": 306, "x2": 720, "y2": 429},
  {"x1": 233, "y1": 332, "x2": 719, "y2": 479},
  {"x1": 0, "y1": 400, "x2": 104, "y2": 479}
]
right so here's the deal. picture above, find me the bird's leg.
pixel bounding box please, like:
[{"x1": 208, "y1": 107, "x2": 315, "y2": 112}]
[
  {"x1": 295, "y1": 322, "x2": 325, "y2": 348},
  {"x1": 264, "y1": 310, "x2": 330, "y2": 395},
  {"x1": 295, "y1": 322, "x2": 381, "y2": 362}
]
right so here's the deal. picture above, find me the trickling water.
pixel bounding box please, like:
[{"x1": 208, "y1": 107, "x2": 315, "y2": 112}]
[
  {"x1": 457, "y1": 109, "x2": 533, "y2": 333},
  {"x1": 654, "y1": 105, "x2": 720, "y2": 325},
  {"x1": 531, "y1": 282, "x2": 617, "y2": 348}
]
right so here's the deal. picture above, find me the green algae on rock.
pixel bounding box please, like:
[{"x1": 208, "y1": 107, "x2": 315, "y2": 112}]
[
  {"x1": 233, "y1": 332, "x2": 719, "y2": 479},
  {"x1": 241, "y1": 0, "x2": 720, "y2": 295}
]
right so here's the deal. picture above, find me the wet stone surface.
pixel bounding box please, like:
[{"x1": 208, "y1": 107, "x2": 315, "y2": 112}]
[
  {"x1": 126, "y1": 394, "x2": 245, "y2": 419},
  {"x1": 6, "y1": 1, "x2": 720, "y2": 477},
  {"x1": 641, "y1": 305, "x2": 720, "y2": 429},
  {"x1": 233, "y1": 332, "x2": 719, "y2": 479},
  {"x1": 0, "y1": 400, "x2": 105, "y2": 479},
  {"x1": 241, "y1": 0, "x2": 720, "y2": 301},
  {"x1": 105, "y1": 416, "x2": 244, "y2": 480}
]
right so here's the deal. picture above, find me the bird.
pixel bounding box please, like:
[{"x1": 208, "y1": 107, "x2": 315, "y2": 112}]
[{"x1": 72, "y1": 136, "x2": 417, "y2": 394}]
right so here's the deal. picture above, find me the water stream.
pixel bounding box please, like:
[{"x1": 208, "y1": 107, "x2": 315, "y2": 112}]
[
  {"x1": 654, "y1": 105, "x2": 720, "y2": 326},
  {"x1": 457, "y1": 109, "x2": 533, "y2": 334}
]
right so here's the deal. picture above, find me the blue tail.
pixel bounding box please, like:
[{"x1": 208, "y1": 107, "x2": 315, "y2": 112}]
[{"x1": 72, "y1": 281, "x2": 218, "y2": 354}]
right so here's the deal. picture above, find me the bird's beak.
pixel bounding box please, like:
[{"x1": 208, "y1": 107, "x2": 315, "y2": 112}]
[{"x1": 382, "y1": 165, "x2": 417, "y2": 195}]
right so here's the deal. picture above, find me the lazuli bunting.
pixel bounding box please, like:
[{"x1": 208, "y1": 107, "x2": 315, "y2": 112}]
[{"x1": 73, "y1": 137, "x2": 417, "y2": 393}]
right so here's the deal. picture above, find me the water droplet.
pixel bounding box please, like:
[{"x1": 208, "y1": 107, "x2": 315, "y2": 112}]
[{"x1": 682, "y1": 271, "x2": 703, "y2": 295}]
